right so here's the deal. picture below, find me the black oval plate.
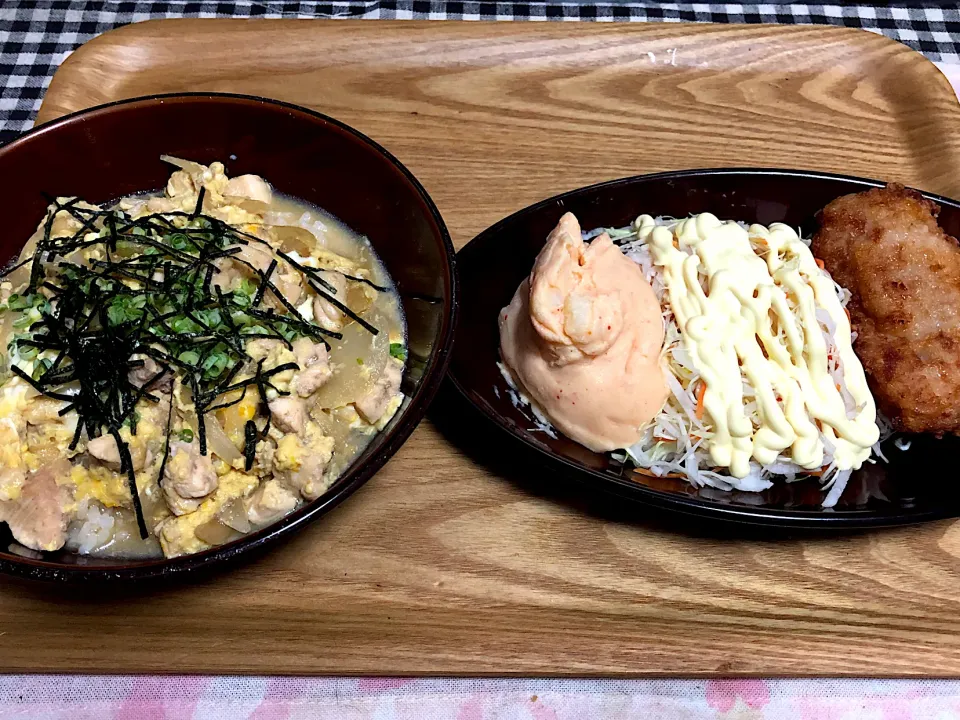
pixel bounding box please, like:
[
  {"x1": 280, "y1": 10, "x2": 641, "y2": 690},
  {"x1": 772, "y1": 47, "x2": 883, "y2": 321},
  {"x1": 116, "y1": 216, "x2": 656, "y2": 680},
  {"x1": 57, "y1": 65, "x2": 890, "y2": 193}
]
[{"x1": 448, "y1": 168, "x2": 960, "y2": 529}]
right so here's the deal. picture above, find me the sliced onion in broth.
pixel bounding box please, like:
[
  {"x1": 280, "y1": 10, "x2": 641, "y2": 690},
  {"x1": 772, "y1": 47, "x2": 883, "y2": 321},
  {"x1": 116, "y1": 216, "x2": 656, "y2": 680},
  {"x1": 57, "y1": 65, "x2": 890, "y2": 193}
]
[
  {"x1": 223, "y1": 196, "x2": 271, "y2": 215},
  {"x1": 185, "y1": 411, "x2": 242, "y2": 463},
  {"x1": 195, "y1": 518, "x2": 240, "y2": 546},
  {"x1": 311, "y1": 308, "x2": 390, "y2": 410},
  {"x1": 160, "y1": 155, "x2": 207, "y2": 174},
  {"x1": 271, "y1": 226, "x2": 317, "y2": 256},
  {"x1": 218, "y1": 497, "x2": 251, "y2": 533},
  {"x1": 346, "y1": 282, "x2": 375, "y2": 315}
]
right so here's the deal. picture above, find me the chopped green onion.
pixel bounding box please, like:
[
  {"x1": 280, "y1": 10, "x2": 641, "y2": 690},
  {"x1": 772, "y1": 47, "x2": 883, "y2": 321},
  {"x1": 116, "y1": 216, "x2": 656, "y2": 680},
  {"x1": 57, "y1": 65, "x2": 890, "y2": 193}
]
[
  {"x1": 32, "y1": 357, "x2": 53, "y2": 380},
  {"x1": 169, "y1": 233, "x2": 191, "y2": 252},
  {"x1": 178, "y1": 350, "x2": 201, "y2": 366},
  {"x1": 202, "y1": 350, "x2": 229, "y2": 379}
]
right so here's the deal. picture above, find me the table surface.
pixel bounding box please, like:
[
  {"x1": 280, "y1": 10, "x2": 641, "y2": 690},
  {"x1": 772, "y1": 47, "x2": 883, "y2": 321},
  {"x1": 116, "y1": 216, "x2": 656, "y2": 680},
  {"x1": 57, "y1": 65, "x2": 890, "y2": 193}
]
[
  {"x1": 4, "y1": 2, "x2": 960, "y2": 718},
  {"x1": 3, "y1": 0, "x2": 960, "y2": 144}
]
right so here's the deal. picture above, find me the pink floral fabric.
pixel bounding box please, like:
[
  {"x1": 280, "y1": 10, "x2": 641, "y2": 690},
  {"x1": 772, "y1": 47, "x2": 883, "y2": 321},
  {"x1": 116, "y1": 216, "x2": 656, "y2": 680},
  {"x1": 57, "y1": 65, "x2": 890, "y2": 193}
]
[{"x1": 2, "y1": 677, "x2": 960, "y2": 719}]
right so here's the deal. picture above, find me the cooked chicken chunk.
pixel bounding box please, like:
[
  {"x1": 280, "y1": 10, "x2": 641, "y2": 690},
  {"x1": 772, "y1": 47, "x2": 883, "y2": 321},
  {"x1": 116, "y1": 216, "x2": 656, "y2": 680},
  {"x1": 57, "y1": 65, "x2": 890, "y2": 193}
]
[
  {"x1": 162, "y1": 159, "x2": 229, "y2": 204},
  {"x1": 355, "y1": 358, "x2": 404, "y2": 424},
  {"x1": 87, "y1": 433, "x2": 149, "y2": 472},
  {"x1": 145, "y1": 196, "x2": 180, "y2": 214},
  {"x1": 48, "y1": 200, "x2": 102, "y2": 239},
  {"x1": 244, "y1": 339, "x2": 297, "y2": 394},
  {"x1": 224, "y1": 174, "x2": 272, "y2": 205},
  {"x1": 268, "y1": 396, "x2": 307, "y2": 434},
  {"x1": 274, "y1": 423, "x2": 335, "y2": 500},
  {"x1": 290, "y1": 337, "x2": 332, "y2": 397},
  {"x1": 128, "y1": 355, "x2": 172, "y2": 393},
  {"x1": 22, "y1": 397, "x2": 71, "y2": 425},
  {"x1": 812, "y1": 183, "x2": 960, "y2": 433},
  {"x1": 313, "y1": 270, "x2": 347, "y2": 332},
  {"x1": 163, "y1": 442, "x2": 218, "y2": 516},
  {"x1": 166, "y1": 169, "x2": 197, "y2": 198},
  {"x1": 0, "y1": 462, "x2": 69, "y2": 552},
  {"x1": 214, "y1": 242, "x2": 304, "y2": 306},
  {"x1": 87, "y1": 434, "x2": 122, "y2": 466},
  {"x1": 22, "y1": 397, "x2": 80, "y2": 463},
  {"x1": 245, "y1": 479, "x2": 299, "y2": 526},
  {"x1": 245, "y1": 338, "x2": 283, "y2": 359}
]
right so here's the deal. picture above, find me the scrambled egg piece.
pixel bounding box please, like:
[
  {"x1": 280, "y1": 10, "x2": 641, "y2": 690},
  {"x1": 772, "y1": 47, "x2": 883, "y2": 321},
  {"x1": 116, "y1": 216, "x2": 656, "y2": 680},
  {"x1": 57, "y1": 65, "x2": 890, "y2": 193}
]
[
  {"x1": 156, "y1": 470, "x2": 258, "y2": 557},
  {"x1": 314, "y1": 248, "x2": 360, "y2": 273},
  {"x1": 274, "y1": 423, "x2": 334, "y2": 500},
  {"x1": 0, "y1": 420, "x2": 25, "y2": 502},
  {"x1": 274, "y1": 434, "x2": 304, "y2": 472},
  {"x1": 60, "y1": 465, "x2": 130, "y2": 511},
  {"x1": 22, "y1": 401, "x2": 81, "y2": 471},
  {"x1": 119, "y1": 417, "x2": 164, "y2": 457},
  {"x1": 0, "y1": 382, "x2": 29, "y2": 501},
  {"x1": 245, "y1": 341, "x2": 297, "y2": 396},
  {"x1": 48, "y1": 199, "x2": 103, "y2": 239}
]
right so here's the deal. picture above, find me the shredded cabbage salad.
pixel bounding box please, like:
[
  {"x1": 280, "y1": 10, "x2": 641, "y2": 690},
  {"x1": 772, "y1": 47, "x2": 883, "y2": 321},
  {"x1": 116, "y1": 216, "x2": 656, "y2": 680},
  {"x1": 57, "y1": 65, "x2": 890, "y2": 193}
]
[{"x1": 609, "y1": 216, "x2": 891, "y2": 507}]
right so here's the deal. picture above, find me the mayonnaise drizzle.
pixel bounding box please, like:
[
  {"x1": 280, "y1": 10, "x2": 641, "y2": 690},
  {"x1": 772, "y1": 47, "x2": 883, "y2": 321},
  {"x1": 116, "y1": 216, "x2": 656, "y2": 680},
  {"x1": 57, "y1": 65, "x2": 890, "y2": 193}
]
[{"x1": 638, "y1": 213, "x2": 878, "y2": 478}]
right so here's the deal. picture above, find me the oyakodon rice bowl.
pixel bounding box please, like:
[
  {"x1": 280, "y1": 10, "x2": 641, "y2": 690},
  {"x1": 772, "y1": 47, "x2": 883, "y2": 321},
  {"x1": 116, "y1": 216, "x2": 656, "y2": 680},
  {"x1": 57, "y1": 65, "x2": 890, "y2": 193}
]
[
  {"x1": 0, "y1": 156, "x2": 408, "y2": 559},
  {"x1": 498, "y1": 211, "x2": 885, "y2": 508}
]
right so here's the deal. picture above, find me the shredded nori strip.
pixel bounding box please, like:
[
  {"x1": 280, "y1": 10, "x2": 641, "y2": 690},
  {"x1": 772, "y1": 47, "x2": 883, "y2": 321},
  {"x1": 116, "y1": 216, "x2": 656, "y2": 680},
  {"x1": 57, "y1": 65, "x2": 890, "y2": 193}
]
[
  {"x1": 4, "y1": 191, "x2": 383, "y2": 541},
  {"x1": 307, "y1": 280, "x2": 378, "y2": 335},
  {"x1": 244, "y1": 420, "x2": 258, "y2": 472},
  {"x1": 338, "y1": 272, "x2": 388, "y2": 292},
  {"x1": 0, "y1": 257, "x2": 30, "y2": 280}
]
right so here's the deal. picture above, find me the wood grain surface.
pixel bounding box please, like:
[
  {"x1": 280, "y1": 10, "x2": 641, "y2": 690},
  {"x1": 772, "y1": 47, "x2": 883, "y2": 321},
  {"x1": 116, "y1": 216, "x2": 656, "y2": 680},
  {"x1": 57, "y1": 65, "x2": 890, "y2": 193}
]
[{"x1": 10, "y1": 18, "x2": 960, "y2": 676}]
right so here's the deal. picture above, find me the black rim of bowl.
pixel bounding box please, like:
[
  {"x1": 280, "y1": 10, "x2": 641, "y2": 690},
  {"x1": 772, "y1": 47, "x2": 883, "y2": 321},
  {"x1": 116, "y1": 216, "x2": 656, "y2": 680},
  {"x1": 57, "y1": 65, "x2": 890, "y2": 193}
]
[
  {"x1": 450, "y1": 166, "x2": 960, "y2": 530},
  {"x1": 0, "y1": 92, "x2": 459, "y2": 581}
]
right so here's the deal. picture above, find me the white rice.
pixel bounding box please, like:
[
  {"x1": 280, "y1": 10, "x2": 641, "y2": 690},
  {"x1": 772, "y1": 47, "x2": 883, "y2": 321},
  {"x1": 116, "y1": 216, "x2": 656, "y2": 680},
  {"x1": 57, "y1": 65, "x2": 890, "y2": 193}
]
[{"x1": 66, "y1": 499, "x2": 117, "y2": 555}]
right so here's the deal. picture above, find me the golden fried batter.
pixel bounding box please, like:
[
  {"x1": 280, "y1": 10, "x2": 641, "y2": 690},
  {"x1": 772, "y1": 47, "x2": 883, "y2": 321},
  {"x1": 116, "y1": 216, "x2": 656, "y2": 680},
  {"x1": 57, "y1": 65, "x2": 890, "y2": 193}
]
[{"x1": 812, "y1": 183, "x2": 960, "y2": 434}]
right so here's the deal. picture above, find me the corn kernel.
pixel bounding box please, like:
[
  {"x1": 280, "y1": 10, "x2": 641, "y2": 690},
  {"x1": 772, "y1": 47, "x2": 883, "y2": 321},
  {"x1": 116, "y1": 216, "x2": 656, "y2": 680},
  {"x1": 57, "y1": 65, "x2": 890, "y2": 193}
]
[{"x1": 239, "y1": 401, "x2": 257, "y2": 421}]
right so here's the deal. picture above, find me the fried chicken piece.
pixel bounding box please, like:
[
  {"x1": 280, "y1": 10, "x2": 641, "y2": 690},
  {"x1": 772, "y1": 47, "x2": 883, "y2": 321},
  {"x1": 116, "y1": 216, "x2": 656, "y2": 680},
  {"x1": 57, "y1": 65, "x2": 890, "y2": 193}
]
[{"x1": 812, "y1": 183, "x2": 960, "y2": 434}]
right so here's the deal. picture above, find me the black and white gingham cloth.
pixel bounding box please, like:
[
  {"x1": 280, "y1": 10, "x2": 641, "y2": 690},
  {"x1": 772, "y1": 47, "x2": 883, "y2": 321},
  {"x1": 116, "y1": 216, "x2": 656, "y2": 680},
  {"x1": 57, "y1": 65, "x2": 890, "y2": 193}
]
[{"x1": 2, "y1": 0, "x2": 960, "y2": 144}]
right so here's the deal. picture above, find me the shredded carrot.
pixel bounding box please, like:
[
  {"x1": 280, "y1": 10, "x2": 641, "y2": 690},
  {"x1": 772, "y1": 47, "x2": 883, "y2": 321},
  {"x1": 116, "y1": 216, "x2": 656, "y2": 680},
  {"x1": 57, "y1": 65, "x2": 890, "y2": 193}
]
[
  {"x1": 632, "y1": 467, "x2": 684, "y2": 480},
  {"x1": 653, "y1": 435, "x2": 674, "y2": 443},
  {"x1": 695, "y1": 381, "x2": 707, "y2": 420},
  {"x1": 815, "y1": 258, "x2": 825, "y2": 270},
  {"x1": 836, "y1": 383, "x2": 842, "y2": 392},
  {"x1": 844, "y1": 307, "x2": 851, "y2": 323}
]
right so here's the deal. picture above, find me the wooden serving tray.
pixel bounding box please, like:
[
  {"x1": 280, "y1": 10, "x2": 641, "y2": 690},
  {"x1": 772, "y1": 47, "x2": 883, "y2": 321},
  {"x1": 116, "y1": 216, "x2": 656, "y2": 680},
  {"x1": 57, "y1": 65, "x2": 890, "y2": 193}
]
[{"x1": 9, "y1": 18, "x2": 960, "y2": 676}]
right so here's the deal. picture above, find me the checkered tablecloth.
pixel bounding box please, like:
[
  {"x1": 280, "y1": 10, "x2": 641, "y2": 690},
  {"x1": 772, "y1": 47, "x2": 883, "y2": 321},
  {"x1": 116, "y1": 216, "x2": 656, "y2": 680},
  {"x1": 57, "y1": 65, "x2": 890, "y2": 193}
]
[
  {"x1": 4, "y1": 2, "x2": 960, "y2": 718},
  {"x1": 2, "y1": 0, "x2": 960, "y2": 145}
]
